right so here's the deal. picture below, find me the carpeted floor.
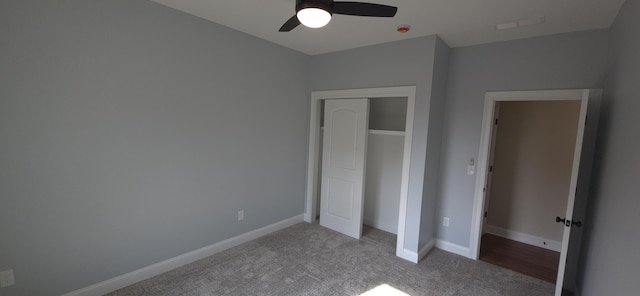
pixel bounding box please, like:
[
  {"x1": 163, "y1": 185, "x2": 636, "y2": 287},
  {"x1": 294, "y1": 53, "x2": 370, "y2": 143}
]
[{"x1": 108, "y1": 222, "x2": 554, "y2": 295}]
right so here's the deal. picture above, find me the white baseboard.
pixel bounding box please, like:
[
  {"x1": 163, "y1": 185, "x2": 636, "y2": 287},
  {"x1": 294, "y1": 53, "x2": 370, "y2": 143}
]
[
  {"x1": 418, "y1": 239, "x2": 435, "y2": 261},
  {"x1": 62, "y1": 215, "x2": 305, "y2": 296},
  {"x1": 396, "y1": 248, "x2": 418, "y2": 263},
  {"x1": 484, "y1": 224, "x2": 561, "y2": 252},
  {"x1": 396, "y1": 239, "x2": 435, "y2": 263},
  {"x1": 435, "y1": 239, "x2": 471, "y2": 258}
]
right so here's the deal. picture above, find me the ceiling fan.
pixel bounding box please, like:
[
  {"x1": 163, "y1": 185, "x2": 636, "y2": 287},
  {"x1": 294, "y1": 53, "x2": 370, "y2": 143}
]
[{"x1": 279, "y1": 0, "x2": 398, "y2": 32}]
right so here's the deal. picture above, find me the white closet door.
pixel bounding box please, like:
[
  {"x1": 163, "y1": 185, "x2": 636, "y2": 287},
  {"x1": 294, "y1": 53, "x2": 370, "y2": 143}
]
[{"x1": 320, "y1": 98, "x2": 369, "y2": 239}]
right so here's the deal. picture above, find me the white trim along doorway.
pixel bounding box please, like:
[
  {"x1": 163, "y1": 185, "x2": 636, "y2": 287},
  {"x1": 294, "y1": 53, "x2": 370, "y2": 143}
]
[{"x1": 304, "y1": 86, "x2": 416, "y2": 261}]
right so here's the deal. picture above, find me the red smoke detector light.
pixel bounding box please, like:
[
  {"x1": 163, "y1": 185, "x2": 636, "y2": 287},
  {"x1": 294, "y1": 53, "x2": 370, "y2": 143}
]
[{"x1": 397, "y1": 25, "x2": 410, "y2": 33}]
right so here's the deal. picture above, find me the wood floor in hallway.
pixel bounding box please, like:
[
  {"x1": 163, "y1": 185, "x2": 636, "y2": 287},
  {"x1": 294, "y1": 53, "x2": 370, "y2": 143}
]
[{"x1": 479, "y1": 233, "x2": 560, "y2": 283}]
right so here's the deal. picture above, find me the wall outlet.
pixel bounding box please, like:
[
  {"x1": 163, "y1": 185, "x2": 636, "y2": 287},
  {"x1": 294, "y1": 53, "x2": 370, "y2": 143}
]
[
  {"x1": 0, "y1": 269, "x2": 15, "y2": 288},
  {"x1": 443, "y1": 217, "x2": 450, "y2": 227},
  {"x1": 237, "y1": 210, "x2": 244, "y2": 221}
]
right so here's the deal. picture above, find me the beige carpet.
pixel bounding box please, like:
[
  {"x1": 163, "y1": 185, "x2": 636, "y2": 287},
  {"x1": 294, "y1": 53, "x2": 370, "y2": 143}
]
[{"x1": 108, "y1": 222, "x2": 554, "y2": 295}]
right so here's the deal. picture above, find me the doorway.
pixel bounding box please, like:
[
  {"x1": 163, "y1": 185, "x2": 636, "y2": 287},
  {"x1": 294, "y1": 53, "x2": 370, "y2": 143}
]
[
  {"x1": 479, "y1": 100, "x2": 582, "y2": 284},
  {"x1": 469, "y1": 89, "x2": 601, "y2": 296},
  {"x1": 304, "y1": 86, "x2": 416, "y2": 261}
]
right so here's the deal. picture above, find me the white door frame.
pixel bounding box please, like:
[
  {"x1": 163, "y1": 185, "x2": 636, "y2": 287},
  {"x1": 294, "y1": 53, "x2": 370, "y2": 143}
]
[
  {"x1": 304, "y1": 86, "x2": 416, "y2": 260},
  {"x1": 481, "y1": 102, "x2": 501, "y2": 235},
  {"x1": 469, "y1": 89, "x2": 592, "y2": 296}
]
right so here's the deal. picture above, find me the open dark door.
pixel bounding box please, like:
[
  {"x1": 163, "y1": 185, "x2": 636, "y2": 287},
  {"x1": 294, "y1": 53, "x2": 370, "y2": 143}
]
[{"x1": 560, "y1": 90, "x2": 601, "y2": 295}]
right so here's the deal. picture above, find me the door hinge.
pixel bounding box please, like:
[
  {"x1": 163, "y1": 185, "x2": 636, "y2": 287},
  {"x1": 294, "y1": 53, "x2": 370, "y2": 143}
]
[
  {"x1": 483, "y1": 187, "x2": 486, "y2": 193},
  {"x1": 489, "y1": 165, "x2": 493, "y2": 172},
  {"x1": 484, "y1": 211, "x2": 488, "y2": 218},
  {"x1": 495, "y1": 118, "x2": 499, "y2": 125}
]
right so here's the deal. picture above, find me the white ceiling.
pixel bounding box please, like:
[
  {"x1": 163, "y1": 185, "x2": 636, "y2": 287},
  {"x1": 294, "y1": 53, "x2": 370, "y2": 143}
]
[{"x1": 150, "y1": 0, "x2": 624, "y2": 55}]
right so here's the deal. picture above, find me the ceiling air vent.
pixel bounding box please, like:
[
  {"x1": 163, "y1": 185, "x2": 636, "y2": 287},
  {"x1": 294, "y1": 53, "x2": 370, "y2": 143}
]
[{"x1": 496, "y1": 16, "x2": 546, "y2": 30}]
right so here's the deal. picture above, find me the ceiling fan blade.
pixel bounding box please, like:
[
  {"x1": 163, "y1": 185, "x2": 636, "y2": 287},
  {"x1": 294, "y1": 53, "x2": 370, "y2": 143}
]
[
  {"x1": 333, "y1": 2, "x2": 398, "y2": 17},
  {"x1": 279, "y1": 15, "x2": 301, "y2": 32}
]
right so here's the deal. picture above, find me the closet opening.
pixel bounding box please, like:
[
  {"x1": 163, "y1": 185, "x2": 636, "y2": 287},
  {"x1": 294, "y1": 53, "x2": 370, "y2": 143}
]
[
  {"x1": 304, "y1": 86, "x2": 416, "y2": 260},
  {"x1": 317, "y1": 97, "x2": 407, "y2": 233}
]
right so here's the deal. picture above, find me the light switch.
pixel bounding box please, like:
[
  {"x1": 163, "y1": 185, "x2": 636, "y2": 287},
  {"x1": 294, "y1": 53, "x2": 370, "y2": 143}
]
[{"x1": 467, "y1": 164, "x2": 475, "y2": 175}]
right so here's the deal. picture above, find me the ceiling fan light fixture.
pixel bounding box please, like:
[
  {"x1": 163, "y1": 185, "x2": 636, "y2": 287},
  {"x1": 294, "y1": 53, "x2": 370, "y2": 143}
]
[
  {"x1": 279, "y1": 0, "x2": 397, "y2": 32},
  {"x1": 297, "y1": 7, "x2": 332, "y2": 28}
]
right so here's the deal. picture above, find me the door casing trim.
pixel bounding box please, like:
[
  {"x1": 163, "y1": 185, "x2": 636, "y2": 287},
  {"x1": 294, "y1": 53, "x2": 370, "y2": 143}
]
[{"x1": 470, "y1": 89, "x2": 595, "y2": 296}]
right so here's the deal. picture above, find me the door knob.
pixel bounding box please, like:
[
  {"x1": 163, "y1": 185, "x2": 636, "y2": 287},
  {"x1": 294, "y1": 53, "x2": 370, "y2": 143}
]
[
  {"x1": 557, "y1": 217, "x2": 582, "y2": 228},
  {"x1": 556, "y1": 216, "x2": 571, "y2": 227}
]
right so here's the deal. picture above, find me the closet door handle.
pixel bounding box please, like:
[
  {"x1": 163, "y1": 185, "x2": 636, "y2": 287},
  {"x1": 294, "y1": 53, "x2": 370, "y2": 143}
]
[{"x1": 571, "y1": 220, "x2": 583, "y2": 228}]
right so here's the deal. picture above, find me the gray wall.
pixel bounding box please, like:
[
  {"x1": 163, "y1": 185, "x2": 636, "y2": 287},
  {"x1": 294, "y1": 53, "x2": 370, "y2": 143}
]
[
  {"x1": 436, "y1": 29, "x2": 610, "y2": 247},
  {"x1": 419, "y1": 37, "x2": 450, "y2": 249},
  {"x1": 310, "y1": 36, "x2": 442, "y2": 253},
  {"x1": 580, "y1": 0, "x2": 640, "y2": 294},
  {"x1": 0, "y1": 1, "x2": 309, "y2": 295}
]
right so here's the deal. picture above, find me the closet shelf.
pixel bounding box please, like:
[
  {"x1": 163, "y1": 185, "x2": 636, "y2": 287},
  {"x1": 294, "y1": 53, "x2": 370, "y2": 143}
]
[
  {"x1": 369, "y1": 129, "x2": 405, "y2": 136},
  {"x1": 320, "y1": 127, "x2": 405, "y2": 136}
]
